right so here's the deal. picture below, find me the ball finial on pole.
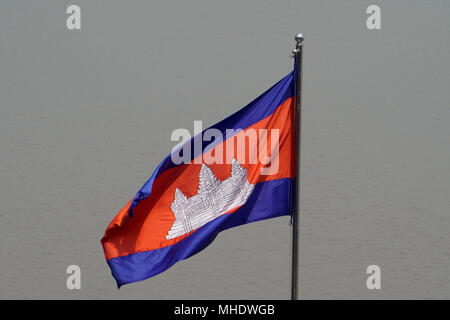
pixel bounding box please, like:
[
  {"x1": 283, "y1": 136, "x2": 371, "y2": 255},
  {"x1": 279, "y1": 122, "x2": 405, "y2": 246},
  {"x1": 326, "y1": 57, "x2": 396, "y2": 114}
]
[{"x1": 295, "y1": 33, "x2": 304, "y2": 48}]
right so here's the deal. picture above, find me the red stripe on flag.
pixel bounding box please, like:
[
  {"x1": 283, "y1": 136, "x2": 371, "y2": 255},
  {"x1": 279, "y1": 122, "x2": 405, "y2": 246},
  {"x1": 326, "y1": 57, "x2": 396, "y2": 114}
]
[{"x1": 101, "y1": 97, "x2": 294, "y2": 260}]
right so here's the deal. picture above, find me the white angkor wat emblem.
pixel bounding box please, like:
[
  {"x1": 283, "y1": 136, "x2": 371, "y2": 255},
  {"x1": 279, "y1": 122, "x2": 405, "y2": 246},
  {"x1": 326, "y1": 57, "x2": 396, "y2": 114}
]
[{"x1": 166, "y1": 159, "x2": 255, "y2": 240}]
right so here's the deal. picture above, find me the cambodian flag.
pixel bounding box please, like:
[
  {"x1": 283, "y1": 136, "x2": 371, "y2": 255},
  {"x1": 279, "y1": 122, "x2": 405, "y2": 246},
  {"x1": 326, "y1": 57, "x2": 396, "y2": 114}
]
[{"x1": 101, "y1": 70, "x2": 297, "y2": 287}]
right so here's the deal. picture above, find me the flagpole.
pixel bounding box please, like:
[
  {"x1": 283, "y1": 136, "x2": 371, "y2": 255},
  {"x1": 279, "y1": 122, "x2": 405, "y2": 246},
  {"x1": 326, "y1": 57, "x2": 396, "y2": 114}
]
[{"x1": 291, "y1": 33, "x2": 304, "y2": 301}]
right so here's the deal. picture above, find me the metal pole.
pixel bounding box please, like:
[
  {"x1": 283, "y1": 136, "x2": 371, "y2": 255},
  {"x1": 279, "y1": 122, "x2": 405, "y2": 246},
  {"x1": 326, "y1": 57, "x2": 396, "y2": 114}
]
[{"x1": 291, "y1": 33, "x2": 304, "y2": 301}]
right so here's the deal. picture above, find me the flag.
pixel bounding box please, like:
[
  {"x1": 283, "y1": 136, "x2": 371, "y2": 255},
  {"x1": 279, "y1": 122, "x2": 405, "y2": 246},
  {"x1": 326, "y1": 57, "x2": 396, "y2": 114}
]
[{"x1": 101, "y1": 70, "x2": 297, "y2": 287}]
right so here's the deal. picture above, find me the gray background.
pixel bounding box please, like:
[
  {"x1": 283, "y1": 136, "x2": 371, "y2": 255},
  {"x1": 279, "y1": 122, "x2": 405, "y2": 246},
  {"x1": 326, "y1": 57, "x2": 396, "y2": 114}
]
[{"x1": 1, "y1": 0, "x2": 449, "y2": 299}]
